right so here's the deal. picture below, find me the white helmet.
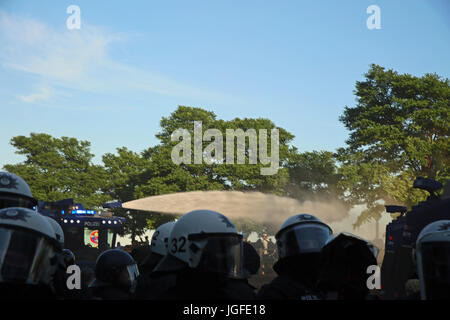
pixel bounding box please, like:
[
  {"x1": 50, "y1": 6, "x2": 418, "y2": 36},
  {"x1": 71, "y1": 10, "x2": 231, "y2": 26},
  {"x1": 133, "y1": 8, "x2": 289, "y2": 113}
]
[
  {"x1": 151, "y1": 221, "x2": 175, "y2": 256},
  {"x1": 44, "y1": 216, "x2": 65, "y2": 248},
  {"x1": 0, "y1": 207, "x2": 59, "y2": 286},
  {"x1": 0, "y1": 172, "x2": 37, "y2": 210},
  {"x1": 276, "y1": 214, "x2": 332, "y2": 259},
  {"x1": 416, "y1": 220, "x2": 450, "y2": 300},
  {"x1": 155, "y1": 210, "x2": 244, "y2": 279}
]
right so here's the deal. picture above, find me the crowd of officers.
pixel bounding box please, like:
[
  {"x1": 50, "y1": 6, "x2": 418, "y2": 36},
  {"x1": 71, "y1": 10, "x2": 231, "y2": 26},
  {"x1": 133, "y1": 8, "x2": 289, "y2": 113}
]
[{"x1": 0, "y1": 171, "x2": 449, "y2": 300}]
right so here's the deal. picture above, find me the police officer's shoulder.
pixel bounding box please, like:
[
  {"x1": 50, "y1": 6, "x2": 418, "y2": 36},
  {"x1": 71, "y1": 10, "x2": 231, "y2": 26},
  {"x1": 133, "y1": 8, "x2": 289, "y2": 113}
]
[{"x1": 257, "y1": 274, "x2": 312, "y2": 300}]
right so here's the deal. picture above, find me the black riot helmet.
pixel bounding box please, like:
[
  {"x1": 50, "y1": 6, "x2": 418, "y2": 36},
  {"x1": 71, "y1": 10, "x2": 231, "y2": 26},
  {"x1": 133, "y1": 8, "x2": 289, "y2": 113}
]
[
  {"x1": 243, "y1": 241, "x2": 260, "y2": 278},
  {"x1": 62, "y1": 249, "x2": 75, "y2": 267},
  {"x1": 90, "y1": 249, "x2": 139, "y2": 291}
]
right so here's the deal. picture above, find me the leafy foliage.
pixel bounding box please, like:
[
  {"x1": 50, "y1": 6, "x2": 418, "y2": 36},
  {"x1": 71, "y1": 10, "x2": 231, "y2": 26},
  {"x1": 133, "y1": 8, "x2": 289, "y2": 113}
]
[
  {"x1": 338, "y1": 64, "x2": 449, "y2": 230},
  {"x1": 3, "y1": 133, "x2": 111, "y2": 208}
]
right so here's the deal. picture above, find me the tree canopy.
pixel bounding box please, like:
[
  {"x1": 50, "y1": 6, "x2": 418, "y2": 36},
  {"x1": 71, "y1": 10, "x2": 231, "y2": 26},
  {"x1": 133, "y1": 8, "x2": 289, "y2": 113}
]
[
  {"x1": 3, "y1": 133, "x2": 111, "y2": 209},
  {"x1": 338, "y1": 64, "x2": 449, "y2": 230}
]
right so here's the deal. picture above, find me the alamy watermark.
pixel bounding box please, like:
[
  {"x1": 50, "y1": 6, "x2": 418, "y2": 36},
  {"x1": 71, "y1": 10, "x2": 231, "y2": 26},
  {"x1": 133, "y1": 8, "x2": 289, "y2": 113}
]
[
  {"x1": 366, "y1": 265, "x2": 381, "y2": 290},
  {"x1": 66, "y1": 5, "x2": 81, "y2": 30},
  {"x1": 66, "y1": 264, "x2": 81, "y2": 290},
  {"x1": 170, "y1": 121, "x2": 280, "y2": 175},
  {"x1": 367, "y1": 5, "x2": 381, "y2": 30},
  {"x1": 65, "y1": 5, "x2": 380, "y2": 31}
]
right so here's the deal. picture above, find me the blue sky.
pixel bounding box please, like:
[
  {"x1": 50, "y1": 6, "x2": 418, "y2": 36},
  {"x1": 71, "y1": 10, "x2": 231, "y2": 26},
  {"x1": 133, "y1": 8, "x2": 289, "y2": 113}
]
[{"x1": 1, "y1": 0, "x2": 449, "y2": 168}]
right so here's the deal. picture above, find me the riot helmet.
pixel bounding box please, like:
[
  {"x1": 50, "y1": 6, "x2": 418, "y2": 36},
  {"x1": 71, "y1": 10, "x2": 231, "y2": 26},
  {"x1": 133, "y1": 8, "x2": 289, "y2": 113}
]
[
  {"x1": 0, "y1": 172, "x2": 37, "y2": 210},
  {"x1": 140, "y1": 221, "x2": 176, "y2": 272},
  {"x1": 316, "y1": 232, "x2": 379, "y2": 299},
  {"x1": 154, "y1": 210, "x2": 245, "y2": 279},
  {"x1": 416, "y1": 220, "x2": 450, "y2": 300},
  {"x1": 151, "y1": 221, "x2": 176, "y2": 257},
  {"x1": 243, "y1": 241, "x2": 260, "y2": 278},
  {"x1": 276, "y1": 214, "x2": 332, "y2": 259},
  {"x1": 62, "y1": 249, "x2": 75, "y2": 267},
  {"x1": 90, "y1": 249, "x2": 140, "y2": 292},
  {"x1": 0, "y1": 207, "x2": 59, "y2": 286}
]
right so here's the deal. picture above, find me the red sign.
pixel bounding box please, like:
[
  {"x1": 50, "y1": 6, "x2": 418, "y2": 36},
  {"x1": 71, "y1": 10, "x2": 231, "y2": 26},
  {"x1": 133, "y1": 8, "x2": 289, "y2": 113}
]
[{"x1": 90, "y1": 230, "x2": 98, "y2": 245}]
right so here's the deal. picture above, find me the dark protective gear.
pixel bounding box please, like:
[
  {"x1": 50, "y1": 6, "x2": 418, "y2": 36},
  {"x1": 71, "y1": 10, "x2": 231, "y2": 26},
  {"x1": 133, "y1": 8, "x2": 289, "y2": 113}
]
[
  {"x1": 135, "y1": 271, "x2": 177, "y2": 300},
  {"x1": 140, "y1": 251, "x2": 163, "y2": 273},
  {"x1": 91, "y1": 249, "x2": 139, "y2": 288},
  {"x1": 154, "y1": 268, "x2": 255, "y2": 300},
  {"x1": 0, "y1": 207, "x2": 59, "y2": 286},
  {"x1": 89, "y1": 249, "x2": 139, "y2": 300},
  {"x1": 257, "y1": 214, "x2": 331, "y2": 300},
  {"x1": 381, "y1": 178, "x2": 450, "y2": 299},
  {"x1": 133, "y1": 250, "x2": 166, "y2": 299},
  {"x1": 257, "y1": 254, "x2": 323, "y2": 300},
  {"x1": 0, "y1": 207, "x2": 59, "y2": 299},
  {"x1": 243, "y1": 241, "x2": 260, "y2": 277},
  {"x1": 62, "y1": 249, "x2": 76, "y2": 267},
  {"x1": 257, "y1": 273, "x2": 322, "y2": 300},
  {"x1": 416, "y1": 220, "x2": 450, "y2": 300},
  {"x1": 131, "y1": 244, "x2": 152, "y2": 267},
  {"x1": 91, "y1": 285, "x2": 134, "y2": 300},
  {"x1": 316, "y1": 233, "x2": 378, "y2": 300},
  {"x1": 52, "y1": 263, "x2": 92, "y2": 300},
  {"x1": 0, "y1": 283, "x2": 57, "y2": 300}
]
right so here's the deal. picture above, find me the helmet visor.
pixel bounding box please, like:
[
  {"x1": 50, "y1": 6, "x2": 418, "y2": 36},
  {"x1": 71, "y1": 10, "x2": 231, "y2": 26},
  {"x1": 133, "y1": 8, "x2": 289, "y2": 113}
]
[
  {"x1": 0, "y1": 227, "x2": 55, "y2": 285},
  {"x1": 190, "y1": 234, "x2": 244, "y2": 279},
  {"x1": 0, "y1": 194, "x2": 36, "y2": 210},
  {"x1": 420, "y1": 242, "x2": 450, "y2": 299},
  {"x1": 117, "y1": 263, "x2": 140, "y2": 289},
  {"x1": 279, "y1": 224, "x2": 331, "y2": 257}
]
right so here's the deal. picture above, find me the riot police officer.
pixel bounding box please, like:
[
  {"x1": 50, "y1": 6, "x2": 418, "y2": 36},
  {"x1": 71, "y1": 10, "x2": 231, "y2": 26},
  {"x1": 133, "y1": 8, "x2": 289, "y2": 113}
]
[
  {"x1": 0, "y1": 172, "x2": 37, "y2": 210},
  {"x1": 151, "y1": 209, "x2": 255, "y2": 300},
  {"x1": 416, "y1": 220, "x2": 450, "y2": 299},
  {"x1": 315, "y1": 232, "x2": 379, "y2": 300},
  {"x1": 145, "y1": 221, "x2": 176, "y2": 272},
  {"x1": 134, "y1": 221, "x2": 175, "y2": 299},
  {"x1": 0, "y1": 207, "x2": 60, "y2": 299},
  {"x1": 89, "y1": 249, "x2": 140, "y2": 300},
  {"x1": 257, "y1": 214, "x2": 332, "y2": 300},
  {"x1": 47, "y1": 224, "x2": 87, "y2": 301},
  {"x1": 44, "y1": 216, "x2": 67, "y2": 299}
]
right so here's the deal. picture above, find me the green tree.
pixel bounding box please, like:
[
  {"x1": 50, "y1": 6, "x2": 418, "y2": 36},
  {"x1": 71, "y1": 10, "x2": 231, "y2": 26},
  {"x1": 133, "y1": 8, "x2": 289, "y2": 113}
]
[
  {"x1": 102, "y1": 147, "x2": 151, "y2": 202},
  {"x1": 104, "y1": 106, "x2": 297, "y2": 238},
  {"x1": 3, "y1": 133, "x2": 111, "y2": 208},
  {"x1": 116, "y1": 106, "x2": 295, "y2": 198},
  {"x1": 338, "y1": 64, "x2": 450, "y2": 233}
]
